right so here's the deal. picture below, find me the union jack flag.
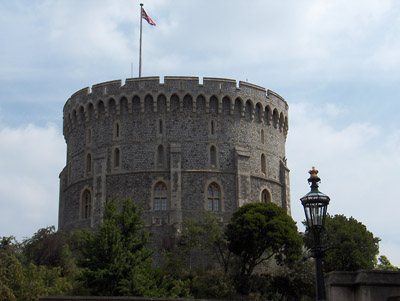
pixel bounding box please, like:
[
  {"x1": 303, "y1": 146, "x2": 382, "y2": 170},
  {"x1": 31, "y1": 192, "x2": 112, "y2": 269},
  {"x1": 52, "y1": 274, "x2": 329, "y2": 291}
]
[{"x1": 142, "y1": 8, "x2": 156, "y2": 26}]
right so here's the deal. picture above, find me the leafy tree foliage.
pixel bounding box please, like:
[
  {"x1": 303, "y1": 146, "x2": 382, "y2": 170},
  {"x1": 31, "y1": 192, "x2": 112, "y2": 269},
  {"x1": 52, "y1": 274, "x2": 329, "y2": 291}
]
[
  {"x1": 190, "y1": 269, "x2": 235, "y2": 299},
  {"x1": 1, "y1": 199, "x2": 322, "y2": 299},
  {"x1": 0, "y1": 236, "x2": 72, "y2": 300},
  {"x1": 77, "y1": 198, "x2": 153, "y2": 296},
  {"x1": 180, "y1": 218, "x2": 205, "y2": 271},
  {"x1": 304, "y1": 214, "x2": 380, "y2": 273},
  {"x1": 376, "y1": 255, "x2": 399, "y2": 271},
  {"x1": 22, "y1": 226, "x2": 75, "y2": 276},
  {"x1": 267, "y1": 256, "x2": 315, "y2": 301},
  {"x1": 226, "y1": 202, "x2": 302, "y2": 293},
  {"x1": 159, "y1": 213, "x2": 235, "y2": 299},
  {"x1": 200, "y1": 211, "x2": 231, "y2": 273},
  {"x1": 77, "y1": 197, "x2": 191, "y2": 298},
  {"x1": 0, "y1": 236, "x2": 19, "y2": 252},
  {"x1": 161, "y1": 211, "x2": 231, "y2": 276}
]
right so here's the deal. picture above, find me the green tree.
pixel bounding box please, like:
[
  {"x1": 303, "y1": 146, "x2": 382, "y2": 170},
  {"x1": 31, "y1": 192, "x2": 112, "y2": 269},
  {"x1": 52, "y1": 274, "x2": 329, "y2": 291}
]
[
  {"x1": 304, "y1": 214, "x2": 380, "y2": 273},
  {"x1": 162, "y1": 212, "x2": 231, "y2": 275},
  {"x1": 0, "y1": 236, "x2": 19, "y2": 252},
  {"x1": 200, "y1": 212, "x2": 231, "y2": 273},
  {"x1": 190, "y1": 269, "x2": 235, "y2": 299},
  {"x1": 77, "y1": 197, "x2": 191, "y2": 298},
  {"x1": 0, "y1": 236, "x2": 72, "y2": 300},
  {"x1": 267, "y1": 256, "x2": 315, "y2": 301},
  {"x1": 21, "y1": 226, "x2": 76, "y2": 277},
  {"x1": 180, "y1": 218, "x2": 205, "y2": 271},
  {"x1": 77, "y1": 198, "x2": 153, "y2": 296},
  {"x1": 376, "y1": 255, "x2": 399, "y2": 271},
  {"x1": 226, "y1": 202, "x2": 302, "y2": 294}
]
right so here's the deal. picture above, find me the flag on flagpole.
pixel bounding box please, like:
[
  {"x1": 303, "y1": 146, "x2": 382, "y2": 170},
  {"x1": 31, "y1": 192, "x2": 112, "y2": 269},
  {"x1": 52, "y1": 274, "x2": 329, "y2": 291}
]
[{"x1": 142, "y1": 8, "x2": 156, "y2": 26}]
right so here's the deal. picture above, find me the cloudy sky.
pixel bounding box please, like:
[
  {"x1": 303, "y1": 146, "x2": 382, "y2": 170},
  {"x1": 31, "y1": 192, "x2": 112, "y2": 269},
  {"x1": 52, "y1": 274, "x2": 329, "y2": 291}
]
[{"x1": 1, "y1": 0, "x2": 400, "y2": 265}]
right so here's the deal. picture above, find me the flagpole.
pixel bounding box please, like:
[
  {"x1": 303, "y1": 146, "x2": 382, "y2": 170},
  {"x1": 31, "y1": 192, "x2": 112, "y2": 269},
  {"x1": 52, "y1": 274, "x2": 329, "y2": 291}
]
[{"x1": 139, "y1": 3, "x2": 143, "y2": 78}]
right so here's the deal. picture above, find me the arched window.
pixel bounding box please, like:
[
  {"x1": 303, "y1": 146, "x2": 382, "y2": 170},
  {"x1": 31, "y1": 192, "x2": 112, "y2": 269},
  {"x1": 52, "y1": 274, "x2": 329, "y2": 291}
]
[
  {"x1": 210, "y1": 145, "x2": 216, "y2": 166},
  {"x1": 261, "y1": 129, "x2": 265, "y2": 144},
  {"x1": 245, "y1": 100, "x2": 252, "y2": 120},
  {"x1": 114, "y1": 148, "x2": 120, "y2": 168},
  {"x1": 157, "y1": 145, "x2": 164, "y2": 166},
  {"x1": 154, "y1": 182, "x2": 167, "y2": 211},
  {"x1": 273, "y1": 109, "x2": 279, "y2": 128},
  {"x1": 81, "y1": 189, "x2": 92, "y2": 219},
  {"x1": 261, "y1": 189, "x2": 271, "y2": 203},
  {"x1": 261, "y1": 154, "x2": 266, "y2": 174},
  {"x1": 210, "y1": 96, "x2": 218, "y2": 114},
  {"x1": 86, "y1": 153, "x2": 92, "y2": 174},
  {"x1": 114, "y1": 121, "x2": 120, "y2": 138},
  {"x1": 87, "y1": 128, "x2": 92, "y2": 145},
  {"x1": 208, "y1": 183, "x2": 220, "y2": 212},
  {"x1": 210, "y1": 120, "x2": 215, "y2": 136},
  {"x1": 159, "y1": 119, "x2": 163, "y2": 134}
]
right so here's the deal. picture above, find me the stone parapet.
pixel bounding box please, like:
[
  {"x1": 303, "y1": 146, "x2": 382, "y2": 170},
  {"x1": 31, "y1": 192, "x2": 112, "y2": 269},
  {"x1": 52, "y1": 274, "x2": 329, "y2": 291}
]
[
  {"x1": 325, "y1": 270, "x2": 400, "y2": 301},
  {"x1": 63, "y1": 76, "x2": 288, "y2": 139}
]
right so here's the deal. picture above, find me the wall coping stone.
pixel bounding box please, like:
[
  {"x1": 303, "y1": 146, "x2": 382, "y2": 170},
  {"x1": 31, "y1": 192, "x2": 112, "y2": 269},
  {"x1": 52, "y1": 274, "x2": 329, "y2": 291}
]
[
  {"x1": 40, "y1": 297, "x2": 228, "y2": 301},
  {"x1": 326, "y1": 270, "x2": 400, "y2": 287}
]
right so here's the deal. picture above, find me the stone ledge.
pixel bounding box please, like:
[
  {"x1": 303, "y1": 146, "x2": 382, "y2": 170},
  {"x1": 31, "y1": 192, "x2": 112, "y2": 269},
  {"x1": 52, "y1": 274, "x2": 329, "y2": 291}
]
[
  {"x1": 325, "y1": 270, "x2": 400, "y2": 301},
  {"x1": 326, "y1": 270, "x2": 400, "y2": 287},
  {"x1": 40, "y1": 297, "x2": 223, "y2": 301}
]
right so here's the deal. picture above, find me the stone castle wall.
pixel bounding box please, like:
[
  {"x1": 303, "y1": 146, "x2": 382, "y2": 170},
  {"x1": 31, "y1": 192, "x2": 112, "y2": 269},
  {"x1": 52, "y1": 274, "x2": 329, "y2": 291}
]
[{"x1": 59, "y1": 76, "x2": 290, "y2": 255}]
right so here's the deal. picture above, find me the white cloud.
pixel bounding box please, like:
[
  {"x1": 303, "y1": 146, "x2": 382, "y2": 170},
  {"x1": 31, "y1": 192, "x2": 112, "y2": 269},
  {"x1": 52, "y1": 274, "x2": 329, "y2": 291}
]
[
  {"x1": 0, "y1": 0, "x2": 143, "y2": 81},
  {"x1": 3, "y1": 0, "x2": 400, "y2": 84},
  {"x1": 158, "y1": 1, "x2": 400, "y2": 84},
  {"x1": 45, "y1": 2, "x2": 133, "y2": 59},
  {"x1": 288, "y1": 101, "x2": 400, "y2": 266},
  {"x1": 0, "y1": 123, "x2": 65, "y2": 240}
]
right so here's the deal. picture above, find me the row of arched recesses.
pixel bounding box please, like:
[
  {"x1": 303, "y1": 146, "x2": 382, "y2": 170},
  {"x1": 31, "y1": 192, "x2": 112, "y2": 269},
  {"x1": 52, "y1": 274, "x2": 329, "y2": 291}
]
[
  {"x1": 83, "y1": 122, "x2": 267, "y2": 176},
  {"x1": 82, "y1": 143, "x2": 218, "y2": 176},
  {"x1": 86, "y1": 118, "x2": 257, "y2": 148},
  {"x1": 84, "y1": 147, "x2": 121, "y2": 176},
  {"x1": 152, "y1": 181, "x2": 223, "y2": 213},
  {"x1": 65, "y1": 94, "x2": 288, "y2": 134},
  {"x1": 85, "y1": 149, "x2": 267, "y2": 179},
  {"x1": 80, "y1": 184, "x2": 273, "y2": 220}
]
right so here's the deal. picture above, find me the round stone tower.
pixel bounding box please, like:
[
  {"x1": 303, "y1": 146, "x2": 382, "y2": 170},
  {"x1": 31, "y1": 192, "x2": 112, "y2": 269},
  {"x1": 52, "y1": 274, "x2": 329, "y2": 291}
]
[{"x1": 59, "y1": 76, "x2": 290, "y2": 240}]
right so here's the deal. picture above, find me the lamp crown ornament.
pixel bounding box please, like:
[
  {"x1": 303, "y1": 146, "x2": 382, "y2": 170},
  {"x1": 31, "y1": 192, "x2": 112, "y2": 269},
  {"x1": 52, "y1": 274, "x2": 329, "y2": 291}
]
[
  {"x1": 308, "y1": 166, "x2": 321, "y2": 189},
  {"x1": 309, "y1": 166, "x2": 318, "y2": 177}
]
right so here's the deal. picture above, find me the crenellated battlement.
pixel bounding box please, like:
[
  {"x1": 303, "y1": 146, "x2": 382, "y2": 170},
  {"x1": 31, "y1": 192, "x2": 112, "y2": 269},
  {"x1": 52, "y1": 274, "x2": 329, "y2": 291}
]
[{"x1": 63, "y1": 76, "x2": 289, "y2": 139}]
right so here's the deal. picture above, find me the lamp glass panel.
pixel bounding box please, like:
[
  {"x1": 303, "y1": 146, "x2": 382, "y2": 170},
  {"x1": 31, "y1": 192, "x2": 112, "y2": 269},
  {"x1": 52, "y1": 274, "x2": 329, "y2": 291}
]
[
  {"x1": 304, "y1": 201, "x2": 327, "y2": 228},
  {"x1": 304, "y1": 206, "x2": 312, "y2": 228}
]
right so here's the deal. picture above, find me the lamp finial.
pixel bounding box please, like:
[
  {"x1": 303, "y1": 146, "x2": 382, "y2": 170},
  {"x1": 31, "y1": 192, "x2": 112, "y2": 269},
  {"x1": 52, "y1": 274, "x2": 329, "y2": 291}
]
[
  {"x1": 308, "y1": 166, "x2": 321, "y2": 187},
  {"x1": 309, "y1": 166, "x2": 319, "y2": 178}
]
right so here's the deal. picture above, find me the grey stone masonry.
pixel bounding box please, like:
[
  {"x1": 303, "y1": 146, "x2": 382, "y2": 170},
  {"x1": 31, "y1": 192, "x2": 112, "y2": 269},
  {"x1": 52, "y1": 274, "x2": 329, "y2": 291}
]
[
  {"x1": 59, "y1": 76, "x2": 290, "y2": 261},
  {"x1": 325, "y1": 270, "x2": 400, "y2": 301}
]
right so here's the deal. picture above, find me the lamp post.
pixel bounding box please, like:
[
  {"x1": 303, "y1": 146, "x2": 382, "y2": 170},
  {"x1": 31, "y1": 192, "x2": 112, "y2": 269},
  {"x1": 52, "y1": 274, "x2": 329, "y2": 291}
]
[{"x1": 301, "y1": 167, "x2": 330, "y2": 301}]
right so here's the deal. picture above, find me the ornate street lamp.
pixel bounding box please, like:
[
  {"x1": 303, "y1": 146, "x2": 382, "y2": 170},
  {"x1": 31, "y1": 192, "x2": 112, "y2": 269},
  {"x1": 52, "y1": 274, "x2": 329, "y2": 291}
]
[{"x1": 301, "y1": 167, "x2": 330, "y2": 301}]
